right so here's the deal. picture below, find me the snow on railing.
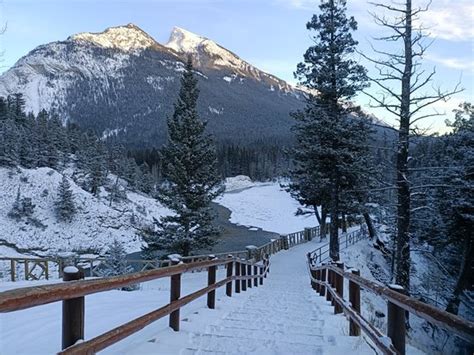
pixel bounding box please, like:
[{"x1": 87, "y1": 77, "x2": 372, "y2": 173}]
[{"x1": 306, "y1": 262, "x2": 474, "y2": 355}]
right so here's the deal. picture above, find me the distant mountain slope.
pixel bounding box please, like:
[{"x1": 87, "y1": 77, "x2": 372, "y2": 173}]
[{"x1": 0, "y1": 24, "x2": 305, "y2": 147}]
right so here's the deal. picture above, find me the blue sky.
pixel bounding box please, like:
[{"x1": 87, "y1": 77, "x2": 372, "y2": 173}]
[{"x1": 1, "y1": 0, "x2": 472, "y2": 132}]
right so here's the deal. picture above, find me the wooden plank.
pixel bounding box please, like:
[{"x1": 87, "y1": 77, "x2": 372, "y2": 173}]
[{"x1": 0, "y1": 258, "x2": 229, "y2": 313}]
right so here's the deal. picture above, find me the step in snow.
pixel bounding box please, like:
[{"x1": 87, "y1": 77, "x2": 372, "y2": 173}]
[
  {"x1": 204, "y1": 325, "x2": 326, "y2": 344},
  {"x1": 216, "y1": 318, "x2": 325, "y2": 333},
  {"x1": 191, "y1": 333, "x2": 325, "y2": 354}
]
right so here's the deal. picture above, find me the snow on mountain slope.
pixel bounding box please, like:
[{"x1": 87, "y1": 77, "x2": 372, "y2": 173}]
[
  {"x1": 71, "y1": 23, "x2": 158, "y2": 52},
  {"x1": 0, "y1": 167, "x2": 170, "y2": 257},
  {"x1": 166, "y1": 26, "x2": 296, "y2": 93},
  {"x1": 0, "y1": 41, "x2": 132, "y2": 115}
]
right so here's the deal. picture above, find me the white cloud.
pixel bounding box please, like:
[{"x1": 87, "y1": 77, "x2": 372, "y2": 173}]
[
  {"x1": 426, "y1": 54, "x2": 474, "y2": 72},
  {"x1": 280, "y1": 0, "x2": 474, "y2": 42},
  {"x1": 419, "y1": 0, "x2": 474, "y2": 41}
]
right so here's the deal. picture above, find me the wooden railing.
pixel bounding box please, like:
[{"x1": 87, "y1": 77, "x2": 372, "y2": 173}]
[
  {"x1": 0, "y1": 255, "x2": 269, "y2": 354},
  {"x1": 307, "y1": 260, "x2": 474, "y2": 355},
  {"x1": 307, "y1": 227, "x2": 366, "y2": 265},
  {"x1": 0, "y1": 225, "x2": 317, "y2": 353},
  {"x1": 1, "y1": 226, "x2": 320, "y2": 282}
]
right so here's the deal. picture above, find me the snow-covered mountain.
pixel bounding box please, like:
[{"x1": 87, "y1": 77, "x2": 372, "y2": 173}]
[{"x1": 0, "y1": 24, "x2": 304, "y2": 147}]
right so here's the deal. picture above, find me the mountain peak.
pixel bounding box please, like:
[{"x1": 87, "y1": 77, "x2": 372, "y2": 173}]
[
  {"x1": 165, "y1": 26, "x2": 251, "y2": 73},
  {"x1": 166, "y1": 26, "x2": 210, "y2": 53},
  {"x1": 70, "y1": 24, "x2": 158, "y2": 52}
]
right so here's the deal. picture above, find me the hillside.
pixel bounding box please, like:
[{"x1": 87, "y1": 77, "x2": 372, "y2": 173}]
[{"x1": 0, "y1": 166, "x2": 170, "y2": 257}]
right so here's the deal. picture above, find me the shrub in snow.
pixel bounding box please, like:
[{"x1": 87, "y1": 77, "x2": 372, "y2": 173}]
[
  {"x1": 100, "y1": 239, "x2": 138, "y2": 291},
  {"x1": 55, "y1": 175, "x2": 76, "y2": 222},
  {"x1": 108, "y1": 178, "x2": 127, "y2": 206},
  {"x1": 8, "y1": 187, "x2": 36, "y2": 220}
]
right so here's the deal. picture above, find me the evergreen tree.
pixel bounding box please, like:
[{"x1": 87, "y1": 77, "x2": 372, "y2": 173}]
[
  {"x1": 55, "y1": 175, "x2": 76, "y2": 222},
  {"x1": 143, "y1": 58, "x2": 223, "y2": 257},
  {"x1": 100, "y1": 239, "x2": 138, "y2": 290},
  {"x1": 290, "y1": 0, "x2": 370, "y2": 261}
]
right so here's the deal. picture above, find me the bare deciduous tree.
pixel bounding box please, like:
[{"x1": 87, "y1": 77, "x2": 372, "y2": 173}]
[{"x1": 360, "y1": 0, "x2": 463, "y2": 293}]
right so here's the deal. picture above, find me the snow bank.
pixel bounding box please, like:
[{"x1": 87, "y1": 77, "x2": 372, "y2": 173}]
[
  {"x1": 216, "y1": 180, "x2": 317, "y2": 234},
  {"x1": 223, "y1": 175, "x2": 267, "y2": 192}
]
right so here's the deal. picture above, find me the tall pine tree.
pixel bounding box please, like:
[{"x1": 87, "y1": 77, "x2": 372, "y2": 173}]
[
  {"x1": 290, "y1": 0, "x2": 370, "y2": 261},
  {"x1": 143, "y1": 58, "x2": 223, "y2": 256}
]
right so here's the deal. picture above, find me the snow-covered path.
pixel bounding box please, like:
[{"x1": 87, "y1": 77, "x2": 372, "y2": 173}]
[{"x1": 124, "y1": 241, "x2": 373, "y2": 355}]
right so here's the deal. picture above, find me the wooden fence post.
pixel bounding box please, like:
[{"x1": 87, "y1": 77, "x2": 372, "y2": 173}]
[
  {"x1": 169, "y1": 258, "x2": 181, "y2": 331},
  {"x1": 326, "y1": 264, "x2": 333, "y2": 303},
  {"x1": 10, "y1": 259, "x2": 15, "y2": 282},
  {"x1": 207, "y1": 255, "x2": 217, "y2": 309},
  {"x1": 45, "y1": 261, "x2": 49, "y2": 280},
  {"x1": 62, "y1": 266, "x2": 85, "y2": 350},
  {"x1": 280, "y1": 235, "x2": 289, "y2": 250},
  {"x1": 226, "y1": 255, "x2": 233, "y2": 297},
  {"x1": 310, "y1": 267, "x2": 317, "y2": 290},
  {"x1": 241, "y1": 261, "x2": 247, "y2": 292},
  {"x1": 320, "y1": 265, "x2": 326, "y2": 297},
  {"x1": 304, "y1": 227, "x2": 312, "y2": 241},
  {"x1": 315, "y1": 269, "x2": 321, "y2": 293},
  {"x1": 253, "y1": 265, "x2": 258, "y2": 287},
  {"x1": 247, "y1": 263, "x2": 252, "y2": 288},
  {"x1": 334, "y1": 262, "x2": 344, "y2": 314},
  {"x1": 265, "y1": 254, "x2": 270, "y2": 275},
  {"x1": 24, "y1": 260, "x2": 29, "y2": 281},
  {"x1": 349, "y1": 269, "x2": 361, "y2": 336},
  {"x1": 235, "y1": 260, "x2": 241, "y2": 293},
  {"x1": 388, "y1": 284, "x2": 406, "y2": 355}
]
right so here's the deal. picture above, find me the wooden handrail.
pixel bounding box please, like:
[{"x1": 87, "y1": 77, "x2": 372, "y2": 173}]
[
  {"x1": 58, "y1": 261, "x2": 271, "y2": 354},
  {"x1": 307, "y1": 228, "x2": 366, "y2": 264},
  {"x1": 1, "y1": 223, "x2": 312, "y2": 353},
  {"x1": 318, "y1": 276, "x2": 398, "y2": 355},
  {"x1": 0, "y1": 258, "x2": 225, "y2": 312},
  {"x1": 59, "y1": 276, "x2": 229, "y2": 354},
  {"x1": 1, "y1": 254, "x2": 270, "y2": 354},
  {"x1": 308, "y1": 262, "x2": 474, "y2": 353}
]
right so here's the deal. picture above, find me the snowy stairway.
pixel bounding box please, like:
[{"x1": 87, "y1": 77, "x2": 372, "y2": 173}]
[{"x1": 178, "y1": 243, "x2": 373, "y2": 355}]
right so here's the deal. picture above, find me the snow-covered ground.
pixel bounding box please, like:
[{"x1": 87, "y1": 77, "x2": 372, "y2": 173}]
[
  {"x1": 0, "y1": 239, "x2": 373, "y2": 355},
  {"x1": 218, "y1": 178, "x2": 316, "y2": 234}
]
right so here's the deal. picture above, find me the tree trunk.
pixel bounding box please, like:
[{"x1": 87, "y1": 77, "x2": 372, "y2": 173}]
[
  {"x1": 395, "y1": 0, "x2": 412, "y2": 294},
  {"x1": 363, "y1": 212, "x2": 376, "y2": 240},
  {"x1": 330, "y1": 182, "x2": 340, "y2": 261},
  {"x1": 341, "y1": 212, "x2": 347, "y2": 233},
  {"x1": 313, "y1": 205, "x2": 322, "y2": 225},
  {"x1": 446, "y1": 239, "x2": 473, "y2": 315},
  {"x1": 320, "y1": 206, "x2": 328, "y2": 239}
]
